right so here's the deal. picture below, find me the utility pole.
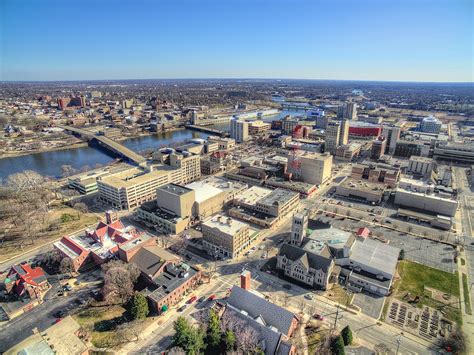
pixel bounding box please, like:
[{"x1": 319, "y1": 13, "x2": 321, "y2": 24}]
[
  {"x1": 395, "y1": 333, "x2": 403, "y2": 355},
  {"x1": 333, "y1": 303, "x2": 340, "y2": 330}
]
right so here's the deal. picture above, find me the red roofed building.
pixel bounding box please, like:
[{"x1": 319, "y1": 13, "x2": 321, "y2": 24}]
[
  {"x1": 54, "y1": 211, "x2": 155, "y2": 272},
  {"x1": 4, "y1": 264, "x2": 49, "y2": 300},
  {"x1": 356, "y1": 227, "x2": 371, "y2": 239}
]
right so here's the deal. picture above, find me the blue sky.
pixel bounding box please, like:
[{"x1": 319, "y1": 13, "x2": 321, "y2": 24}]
[{"x1": 1, "y1": 0, "x2": 472, "y2": 82}]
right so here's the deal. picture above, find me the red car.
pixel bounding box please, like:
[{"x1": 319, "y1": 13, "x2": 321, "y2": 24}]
[
  {"x1": 314, "y1": 314, "x2": 325, "y2": 321},
  {"x1": 208, "y1": 294, "x2": 216, "y2": 301},
  {"x1": 187, "y1": 295, "x2": 197, "y2": 304}
]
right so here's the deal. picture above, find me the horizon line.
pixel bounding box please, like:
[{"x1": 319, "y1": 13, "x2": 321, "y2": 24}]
[{"x1": 1, "y1": 77, "x2": 473, "y2": 85}]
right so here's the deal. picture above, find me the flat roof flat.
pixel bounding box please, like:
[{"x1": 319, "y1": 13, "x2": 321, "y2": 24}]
[
  {"x1": 350, "y1": 238, "x2": 400, "y2": 277},
  {"x1": 235, "y1": 186, "x2": 272, "y2": 206},
  {"x1": 158, "y1": 183, "x2": 193, "y2": 196},
  {"x1": 185, "y1": 181, "x2": 223, "y2": 203},
  {"x1": 202, "y1": 214, "x2": 249, "y2": 235},
  {"x1": 257, "y1": 188, "x2": 299, "y2": 206},
  {"x1": 307, "y1": 226, "x2": 353, "y2": 250}
]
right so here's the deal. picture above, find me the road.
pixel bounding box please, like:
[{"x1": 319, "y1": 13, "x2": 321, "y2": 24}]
[
  {"x1": 0, "y1": 280, "x2": 100, "y2": 352},
  {"x1": 453, "y1": 166, "x2": 474, "y2": 346}
]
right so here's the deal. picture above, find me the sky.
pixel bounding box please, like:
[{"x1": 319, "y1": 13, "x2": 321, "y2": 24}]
[{"x1": 0, "y1": 0, "x2": 473, "y2": 82}]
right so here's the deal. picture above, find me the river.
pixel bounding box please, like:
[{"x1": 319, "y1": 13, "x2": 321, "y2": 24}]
[
  {"x1": 0, "y1": 129, "x2": 210, "y2": 180},
  {"x1": 0, "y1": 109, "x2": 304, "y2": 181}
]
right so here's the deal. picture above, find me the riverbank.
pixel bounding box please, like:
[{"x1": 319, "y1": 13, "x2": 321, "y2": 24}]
[
  {"x1": 0, "y1": 127, "x2": 207, "y2": 180},
  {"x1": 0, "y1": 141, "x2": 90, "y2": 160},
  {"x1": 0, "y1": 126, "x2": 186, "y2": 160}
]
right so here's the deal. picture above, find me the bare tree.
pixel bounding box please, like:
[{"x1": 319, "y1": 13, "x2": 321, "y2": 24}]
[
  {"x1": 73, "y1": 202, "x2": 89, "y2": 213},
  {"x1": 60, "y1": 257, "x2": 75, "y2": 276},
  {"x1": 42, "y1": 249, "x2": 63, "y2": 266},
  {"x1": 102, "y1": 260, "x2": 140, "y2": 304},
  {"x1": 61, "y1": 165, "x2": 76, "y2": 178},
  {"x1": 220, "y1": 310, "x2": 260, "y2": 353}
]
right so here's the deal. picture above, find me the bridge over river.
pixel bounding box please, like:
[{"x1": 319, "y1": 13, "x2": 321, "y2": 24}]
[{"x1": 57, "y1": 125, "x2": 147, "y2": 166}]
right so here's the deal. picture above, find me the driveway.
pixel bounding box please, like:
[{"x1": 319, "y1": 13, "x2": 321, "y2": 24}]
[{"x1": 352, "y1": 291, "x2": 386, "y2": 319}]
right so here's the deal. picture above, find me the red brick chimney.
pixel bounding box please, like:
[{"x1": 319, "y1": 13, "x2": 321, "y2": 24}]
[
  {"x1": 105, "y1": 210, "x2": 118, "y2": 224},
  {"x1": 240, "y1": 270, "x2": 251, "y2": 291}
]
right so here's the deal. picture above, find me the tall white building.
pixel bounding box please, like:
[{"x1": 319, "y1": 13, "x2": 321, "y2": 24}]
[
  {"x1": 339, "y1": 119, "x2": 349, "y2": 146},
  {"x1": 230, "y1": 118, "x2": 249, "y2": 143},
  {"x1": 337, "y1": 102, "x2": 357, "y2": 120},
  {"x1": 419, "y1": 115, "x2": 442, "y2": 134}
]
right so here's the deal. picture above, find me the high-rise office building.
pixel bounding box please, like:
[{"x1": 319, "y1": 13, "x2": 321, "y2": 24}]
[
  {"x1": 337, "y1": 102, "x2": 357, "y2": 120},
  {"x1": 325, "y1": 121, "x2": 341, "y2": 154},
  {"x1": 339, "y1": 119, "x2": 349, "y2": 146},
  {"x1": 371, "y1": 136, "x2": 387, "y2": 160},
  {"x1": 300, "y1": 152, "x2": 333, "y2": 185},
  {"x1": 382, "y1": 126, "x2": 401, "y2": 154},
  {"x1": 230, "y1": 118, "x2": 249, "y2": 143}
]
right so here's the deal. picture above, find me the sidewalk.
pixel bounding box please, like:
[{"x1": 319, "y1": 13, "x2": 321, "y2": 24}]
[{"x1": 457, "y1": 250, "x2": 474, "y2": 352}]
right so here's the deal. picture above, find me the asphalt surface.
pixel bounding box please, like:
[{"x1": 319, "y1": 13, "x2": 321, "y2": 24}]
[{"x1": 0, "y1": 283, "x2": 99, "y2": 352}]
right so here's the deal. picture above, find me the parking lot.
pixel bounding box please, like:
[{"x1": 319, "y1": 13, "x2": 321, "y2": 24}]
[{"x1": 315, "y1": 214, "x2": 456, "y2": 273}]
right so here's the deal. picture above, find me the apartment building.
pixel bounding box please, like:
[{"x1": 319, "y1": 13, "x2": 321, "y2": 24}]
[{"x1": 230, "y1": 118, "x2": 249, "y2": 143}]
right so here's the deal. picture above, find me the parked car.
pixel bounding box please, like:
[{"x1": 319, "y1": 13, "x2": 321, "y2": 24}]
[
  {"x1": 304, "y1": 294, "x2": 313, "y2": 300},
  {"x1": 208, "y1": 294, "x2": 216, "y2": 301},
  {"x1": 187, "y1": 295, "x2": 197, "y2": 304},
  {"x1": 178, "y1": 305, "x2": 187, "y2": 312},
  {"x1": 63, "y1": 284, "x2": 72, "y2": 291},
  {"x1": 283, "y1": 284, "x2": 292, "y2": 290},
  {"x1": 198, "y1": 296, "x2": 206, "y2": 303},
  {"x1": 314, "y1": 314, "x2": 325, "y2": 321}
]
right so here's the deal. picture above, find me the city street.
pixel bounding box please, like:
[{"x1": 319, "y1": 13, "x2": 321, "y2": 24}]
[{"x1": 0, "y1": 280, "x2": 100, "y2": 352}]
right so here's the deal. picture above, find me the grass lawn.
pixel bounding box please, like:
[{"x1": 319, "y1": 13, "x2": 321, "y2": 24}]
[
  {"x1": 394, "y1": 260, "x2": 462, "y2": 324},
  {"x1": 74, "y1": 305, "x2": 127, "y2": 348},
  {"x1": 326, "y1": 284, "x2": 354, "y2": 307},
  {"x1": 462, "y1": 273, "x2": 472, "y2": 315},
  {"x1": 0, "y1": 206, "x2": 99, "y2": 262},
  {"x1": 397, "y1": 260, "x2": 459, "y2": 297}
]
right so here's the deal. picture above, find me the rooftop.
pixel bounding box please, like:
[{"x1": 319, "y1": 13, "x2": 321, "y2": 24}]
[
  {"x1": 146, "y1": 263, "x2": 199, "y2": 302},
  {"x1": 158, "y1": 183, "x2": 193, "y2": 196},
  {"x1": 139, "y1": 200, "x2": 185, "y2": 224},
  {"x1": 257, "y1": 188, "x2": 299, "y2": 207},
  {"x1": 130, "y1": 245, "x2": 179, "y2": 279},
  {"x1": 202, "y1": 214, "x2": 249, "y2": 235},
  {"x1": 350, "y1": 238, "x2": 400, "y2": 278},
  {"x1": 338, "y1": 177, "x2": 387, "y2": 192},
  {"x1": 185, "y1": 180, "x2": 224, "y2": 203},
  {"x1": 226, "y1": 285, "x2": 296, "y2": 336},
  {"x1": 307, "y1": 226, "x2": 353, "y2": 251},
  {"x1": 100, "y1": 165, "x2": 177, "y2": 188},
  {"x1": 234, "y1": 186, "x2": 273, "y2": 206}
]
